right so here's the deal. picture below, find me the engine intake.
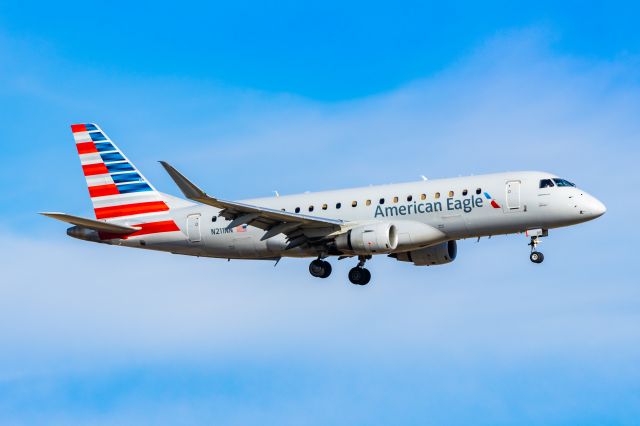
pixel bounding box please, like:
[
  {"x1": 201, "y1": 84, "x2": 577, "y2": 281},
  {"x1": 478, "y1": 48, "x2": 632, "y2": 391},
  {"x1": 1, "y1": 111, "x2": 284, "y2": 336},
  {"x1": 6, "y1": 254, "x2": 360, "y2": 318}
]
[
  {"x1": 335, "y1": 223, "x2": 399, "y2": 254},
  {"x1": 391, "y1": 240, "x2": 457, "y2": 266}
]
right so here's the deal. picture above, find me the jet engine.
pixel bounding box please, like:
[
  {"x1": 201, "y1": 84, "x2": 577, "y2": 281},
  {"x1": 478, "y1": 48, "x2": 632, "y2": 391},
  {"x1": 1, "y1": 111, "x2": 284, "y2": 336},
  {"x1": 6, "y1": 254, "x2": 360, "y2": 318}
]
[
  {"x1": 390, "y1": 240, "x2": 457, "y2": 266},
  {"x1": 335, "y1": 223, "x2": 399, "y2": 254}
]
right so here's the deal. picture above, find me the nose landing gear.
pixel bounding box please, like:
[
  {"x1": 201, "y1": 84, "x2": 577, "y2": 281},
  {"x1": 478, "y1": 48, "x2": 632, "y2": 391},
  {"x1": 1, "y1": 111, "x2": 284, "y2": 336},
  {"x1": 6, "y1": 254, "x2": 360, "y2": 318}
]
[
  {"x1": 348, "y1": 255, "x2": 372, "y2": 285},
  {"x1": 527, "y1": 229, "x2": 548, "y2": 264},
  {"x1": 528, "y1": 235, "x2": 544, "y2": 264},
  {"x1": 529, "y1": 249, "x2": 544, "y2": 263}
]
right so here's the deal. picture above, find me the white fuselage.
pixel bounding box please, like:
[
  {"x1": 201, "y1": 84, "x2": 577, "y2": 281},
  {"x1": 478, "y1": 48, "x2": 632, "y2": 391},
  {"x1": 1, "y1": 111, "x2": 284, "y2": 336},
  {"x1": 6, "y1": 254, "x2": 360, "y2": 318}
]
[{"x1": 106, "y1": 171, "x2": 605, "y2": 260}]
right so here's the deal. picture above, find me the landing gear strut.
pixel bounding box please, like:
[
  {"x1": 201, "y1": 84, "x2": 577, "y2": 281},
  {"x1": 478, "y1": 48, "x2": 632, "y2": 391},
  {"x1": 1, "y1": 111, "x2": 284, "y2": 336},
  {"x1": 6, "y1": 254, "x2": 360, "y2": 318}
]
[
  {"x1": 528, "y1": 236, "x2": 544, "y2": 264},
  {"x1": 309, "y1": 258, "x2": 332, "y2": 278},
  {"x1": 348, "y1": 255, "x2": 371, "y2": 285}
]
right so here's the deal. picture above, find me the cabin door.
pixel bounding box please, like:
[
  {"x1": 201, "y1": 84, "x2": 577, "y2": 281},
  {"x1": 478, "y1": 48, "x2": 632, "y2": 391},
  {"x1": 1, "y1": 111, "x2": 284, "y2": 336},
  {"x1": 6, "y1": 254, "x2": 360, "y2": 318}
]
[
  {"x1": 187, "y1": 214, "x2": 201, "y2": 242},
  {"x1": 505, "y1": 181, "x2": 522, "y2": 211}
]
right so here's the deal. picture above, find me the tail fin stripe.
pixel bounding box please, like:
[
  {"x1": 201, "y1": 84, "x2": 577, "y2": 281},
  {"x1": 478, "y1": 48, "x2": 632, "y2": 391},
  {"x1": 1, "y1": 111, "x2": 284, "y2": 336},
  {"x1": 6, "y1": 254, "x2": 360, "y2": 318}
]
[
  {"x1": 94, "y1": 142, "x2": 116, "y2": 152},
  {"x1": 88, "y1": 184, "x2": 120, "y2": 198},
  {"x1": 116, "y1": 182, "x2": 153, "y2": 194},
  {"x1": 106, "y1": 162, "x2": 136, "y2": 173},
  {"x1": 100, "y1": 152, "x2": 126, "y2": 162},
  {"x1": 80, "y1": 153, "x2": 103, "y2": 164},
  {"x1": 112, "y1": 172, "x2": 142, "y2": 183},
  {"x1": 94, "y1": 201, "x2": 169, "y2": 219},
  {"x1": 91, "y1": 193, "x2": 163, "y2": 208},
  {"x1": 89, "y1": 132, "x2": 107, "y2": 142},
  {"x1": 99, "y1": 220, "x2": 180, "y2": 240},
  {"x1": 83, "y1": 163, "x2": 109, "y2": 176},
  {"x1": 76, "y1": 142, "x2": 98, "y2": 155}
]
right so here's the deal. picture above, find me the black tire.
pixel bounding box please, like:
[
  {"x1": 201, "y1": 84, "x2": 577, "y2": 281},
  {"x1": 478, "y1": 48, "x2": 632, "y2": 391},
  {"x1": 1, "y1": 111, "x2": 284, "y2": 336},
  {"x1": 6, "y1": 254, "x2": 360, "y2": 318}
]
[
  {"x1": 320, "y1": 261, "x2": 332, "y2": 278},
  {"x1": 530, "y1": 251, "x2": 544, "y2": 264},
  {"x1": 360, "y1": 268, "x2": 371, "y2": 285},
  {"x1": 348, "y1": 267, "x2": 371, "y2": 285},
  {"x1": 348, "y1": 267, "x2": 364, "y2": 285},
  {"x1": 309, "y1": 259, "x2": 326, "y2": 277}
]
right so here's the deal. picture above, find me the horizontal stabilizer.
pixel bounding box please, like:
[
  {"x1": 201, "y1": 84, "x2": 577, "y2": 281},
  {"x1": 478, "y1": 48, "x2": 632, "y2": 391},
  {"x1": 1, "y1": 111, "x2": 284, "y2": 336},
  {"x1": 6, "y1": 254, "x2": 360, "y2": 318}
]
[{"x1": 40, "y1": 212, "x2": 139, "y2": 234}]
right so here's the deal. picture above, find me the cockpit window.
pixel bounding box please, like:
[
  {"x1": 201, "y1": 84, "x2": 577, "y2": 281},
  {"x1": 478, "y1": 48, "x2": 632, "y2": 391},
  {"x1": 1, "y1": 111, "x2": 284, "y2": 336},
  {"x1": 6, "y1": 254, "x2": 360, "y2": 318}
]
[
  {"x1": 539, "y1": 179, "x2": 555, "y2": 188},
  {"x1": 553, "y1": 178, "x2": 576, "y2": 187}
]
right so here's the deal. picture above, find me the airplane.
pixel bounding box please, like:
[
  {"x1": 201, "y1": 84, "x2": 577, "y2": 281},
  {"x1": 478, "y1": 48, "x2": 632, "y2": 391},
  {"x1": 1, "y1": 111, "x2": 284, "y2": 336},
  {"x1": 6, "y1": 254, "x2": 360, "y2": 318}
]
[{"x1": 42, "y1": 123, "x2": 607, "y2": 285}]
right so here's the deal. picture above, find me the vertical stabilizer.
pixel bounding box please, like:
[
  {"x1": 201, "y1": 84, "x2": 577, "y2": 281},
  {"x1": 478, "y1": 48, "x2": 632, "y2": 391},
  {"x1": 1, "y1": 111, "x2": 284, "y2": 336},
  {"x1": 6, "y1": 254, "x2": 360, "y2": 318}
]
[{"x1": 70, "y1": 123, "x2": 180, "y2": 237}]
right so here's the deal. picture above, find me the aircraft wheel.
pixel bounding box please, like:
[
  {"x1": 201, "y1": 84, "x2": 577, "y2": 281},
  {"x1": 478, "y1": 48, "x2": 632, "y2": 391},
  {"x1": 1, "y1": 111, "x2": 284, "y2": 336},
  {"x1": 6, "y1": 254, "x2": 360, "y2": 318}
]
[
  {"x1": 309, "y1": 259, "x2": 331, "y2": 278},
  {"x1": 320, "y1": 261, "x2": 332, "y2": 278},
  {"x1": 348, "y1": 267, "x2": 371, "y2": 285},
  {"x1": 530, "y1": 251, "x2": 544, "y2": 264}
]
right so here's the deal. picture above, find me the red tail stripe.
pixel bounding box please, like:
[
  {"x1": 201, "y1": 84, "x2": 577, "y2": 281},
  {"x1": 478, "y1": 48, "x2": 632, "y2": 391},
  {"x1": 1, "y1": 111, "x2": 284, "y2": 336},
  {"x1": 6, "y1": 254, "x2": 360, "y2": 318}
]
[
  {"x1": 71, "y1": 124, "x2": 87, "y2": 133},
  {"x1": 99, "y1": 220, "x2": 180, "y2": 240},
  {"x1": 83, "y1": 163, "x2": 109, "y2": 176},
  {"x1": 94, "y1": 201, "x2": 169, "y2": 219},
  {"x1": 88, "y1": 184, "x2": 120, "y2": 198},
  {"x1": 77, "y1": 142, "x2": 98, "y2": 155}
]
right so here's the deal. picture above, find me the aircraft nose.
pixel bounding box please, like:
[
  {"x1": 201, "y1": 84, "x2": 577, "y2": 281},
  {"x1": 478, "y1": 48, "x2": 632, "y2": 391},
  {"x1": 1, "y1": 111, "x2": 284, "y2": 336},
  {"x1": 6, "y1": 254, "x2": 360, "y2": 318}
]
[{"x1": 581, "y1": 194, "x2": 607, "y2": 219}]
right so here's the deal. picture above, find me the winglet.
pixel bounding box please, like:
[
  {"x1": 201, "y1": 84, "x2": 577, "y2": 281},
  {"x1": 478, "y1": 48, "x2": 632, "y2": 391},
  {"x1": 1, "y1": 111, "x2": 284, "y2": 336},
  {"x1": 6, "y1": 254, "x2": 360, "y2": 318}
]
[{"x1": 159, "y1": 161, "x2": 209, "y2": 200}]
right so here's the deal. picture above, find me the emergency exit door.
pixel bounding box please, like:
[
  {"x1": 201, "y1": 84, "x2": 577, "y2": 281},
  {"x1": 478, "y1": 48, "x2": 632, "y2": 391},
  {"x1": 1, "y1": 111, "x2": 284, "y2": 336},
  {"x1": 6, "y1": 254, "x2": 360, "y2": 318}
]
[
  {"x1": 506, "y1": 181, "x2": 521, "y2": 211},
  {"x1": 187, "y1": 214, "x2": 201, "y2": 242}
]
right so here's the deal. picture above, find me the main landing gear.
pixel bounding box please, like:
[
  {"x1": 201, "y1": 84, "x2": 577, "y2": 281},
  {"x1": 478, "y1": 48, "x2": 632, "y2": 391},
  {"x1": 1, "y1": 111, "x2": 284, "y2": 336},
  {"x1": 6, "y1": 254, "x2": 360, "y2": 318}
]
[
  {"x1": 528, "y1": 235, "x2": 544, "y2": 264},
  {"x1": 348, "y1": 255, "x2": 371, "y2": 286},
  {"x1": 308, "y1": 255, "x2": 372, "y2": 285},
  {"x1": 309, "y1": 258, "x2": 332, "y2": 278}
]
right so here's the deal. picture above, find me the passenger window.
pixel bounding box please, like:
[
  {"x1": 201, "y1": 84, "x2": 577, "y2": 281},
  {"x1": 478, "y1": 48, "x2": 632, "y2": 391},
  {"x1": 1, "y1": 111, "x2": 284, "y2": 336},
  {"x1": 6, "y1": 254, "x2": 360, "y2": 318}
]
[
  {"x1": 539, "y1": 179, "x2": 555, "y2": 189},
  {"x1": 352, "y1": 201, "x2": 358, "y2": 207},
  {"x1": 379, "y1": 198, "x2": 385, "y2": 205},
  {"x1": 336, "y1": 202, "x2": 342, "y2": 209},
  {"x1": 322, "y1": 204, "x2": 328, "y2": 210},
  {"x1": 435, "y1": 192, "x2": 440, "y2": 199},
  {"x1": 212, "y1": 216, "x2": 217, "y2": 222},
  {"x1": 365, "y1": 199, "x2": 371, "y2": 206},
  {"x1": 309, "y1": 206, "x2": 314, "y2": 212},
  {"x1": 393, "y1": 196, "x2": 399, "y2": 203},
  {"x1": 462, "y1": 189, "x2": 468, "y2": 196},
  {"x1": 448, "y1": 191, "x2": 454, "y2": 197},
  {"x1": 476, "y1": 188, "x2": 481, "y2": 195},
  {"x1": 295, "y1": 207, "x2": 301, "y2": 213},
  {"x1": 420, "y1": 193, "x2": 426, "y2": 200},
  {"x1": 407, "y1": 195, "x2": 413, "y2": 202}
]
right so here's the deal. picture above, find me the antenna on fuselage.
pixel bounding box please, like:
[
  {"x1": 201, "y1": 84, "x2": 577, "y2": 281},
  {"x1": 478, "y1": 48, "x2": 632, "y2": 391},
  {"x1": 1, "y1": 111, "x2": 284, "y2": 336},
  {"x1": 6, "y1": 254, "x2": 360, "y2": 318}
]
[
  {"x1": 274, "y1": 190, "x2": 280, "y2": 197},
  {"x1": 421, "y1": 175, "x2": 428, "y2": 181}
]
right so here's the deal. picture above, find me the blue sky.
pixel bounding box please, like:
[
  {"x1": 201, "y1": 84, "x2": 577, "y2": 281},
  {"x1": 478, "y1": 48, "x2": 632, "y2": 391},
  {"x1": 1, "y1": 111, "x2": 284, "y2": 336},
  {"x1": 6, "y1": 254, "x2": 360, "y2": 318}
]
[{"x1": 1, "y1": 1, "x2": 639, "y2": 425}]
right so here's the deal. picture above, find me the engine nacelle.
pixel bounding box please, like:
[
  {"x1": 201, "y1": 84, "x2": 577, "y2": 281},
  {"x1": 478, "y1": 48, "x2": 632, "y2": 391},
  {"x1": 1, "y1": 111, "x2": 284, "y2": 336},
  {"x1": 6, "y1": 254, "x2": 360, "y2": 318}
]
[
  {"x1": 391, "y1": 240, "x2": 457, "y2": 266},
  {"x1": 335, "y1": 223, "x2": 399, "y2": 254}
]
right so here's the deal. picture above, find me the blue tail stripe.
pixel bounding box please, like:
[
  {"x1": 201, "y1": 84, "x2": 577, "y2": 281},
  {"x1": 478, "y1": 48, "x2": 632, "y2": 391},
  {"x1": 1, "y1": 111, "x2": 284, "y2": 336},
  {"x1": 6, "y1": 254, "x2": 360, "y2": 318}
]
[
  {"x1": 116, "y1": 182, "x2": 153, "y2": 193},
  {"x1": 94, "y1": 142, "x2": 116, "y2": 152},
  {"x1": 89, "y1": 132, "x2": 107, "y2": 142},
  {"x1": 100, "y1": 152, "x2": 126, "y2": 163},
  {"x1": 106, "y1": 162, "x2": 135, "y2": 173},
  {"x1": 112, "y1": 172, "x2": 143, "y2": 184}
]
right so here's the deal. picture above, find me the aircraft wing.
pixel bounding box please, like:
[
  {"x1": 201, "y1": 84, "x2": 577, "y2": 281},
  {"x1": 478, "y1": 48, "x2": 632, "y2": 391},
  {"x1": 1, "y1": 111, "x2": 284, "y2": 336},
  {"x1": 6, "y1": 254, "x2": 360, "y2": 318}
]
[
  {"x1": 40, "y1": 212, "x2": 139, "y2": 234},
  {"x1": 159, "y1": 162, "x2": 344, "y2": 248}
]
